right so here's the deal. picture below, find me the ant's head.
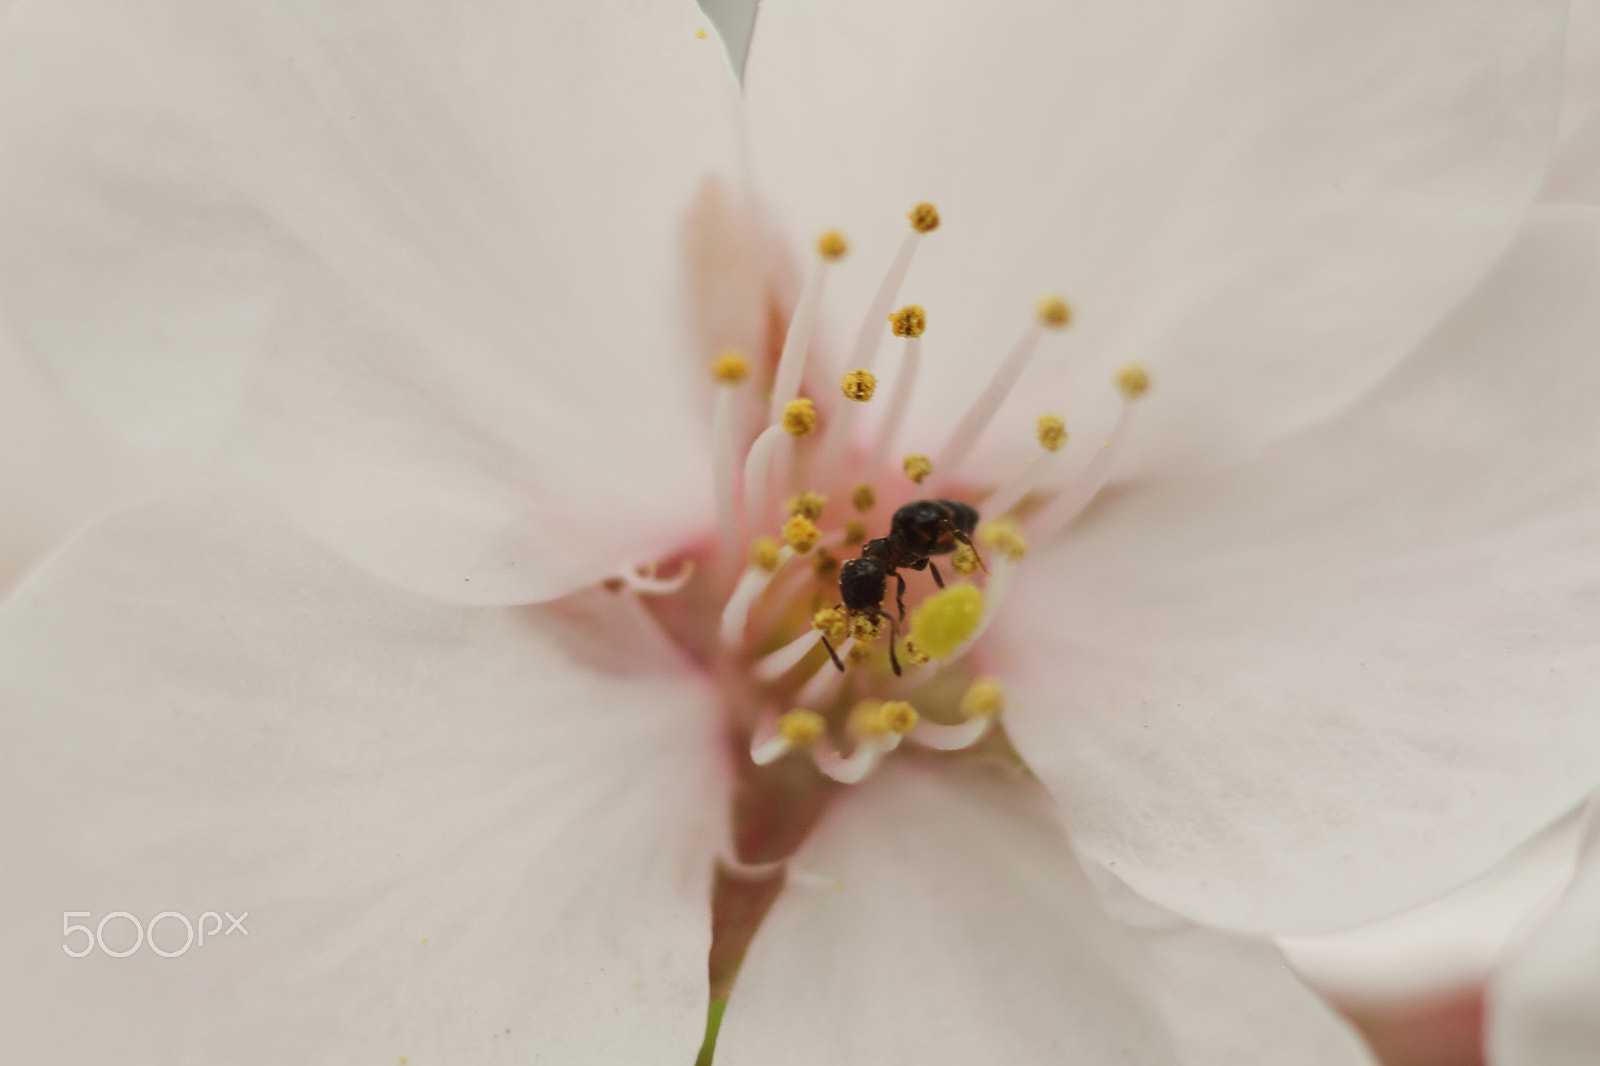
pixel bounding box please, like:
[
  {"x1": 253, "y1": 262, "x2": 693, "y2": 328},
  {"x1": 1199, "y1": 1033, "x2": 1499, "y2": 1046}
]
[{"x1": 838, "y1": 557, "x2": 888, "y2": 612}]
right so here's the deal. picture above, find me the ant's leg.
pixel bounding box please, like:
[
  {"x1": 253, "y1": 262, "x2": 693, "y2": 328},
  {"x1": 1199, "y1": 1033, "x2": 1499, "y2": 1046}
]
[
  {"x1": 886, "y1": 613, "x2": 902, "y2": 677},
  {"x1": 820, "y1": 634, "x2": 845, "y2": 672},
  {"x1": 929, "y1": 560, "x2": 945, "y2": 588},
  {"x1": 955, "y1": 532, "x2": 988, "y2": 572},
  {"x1": 895, "y1": 572, "x2": 908, "y2": 621}
]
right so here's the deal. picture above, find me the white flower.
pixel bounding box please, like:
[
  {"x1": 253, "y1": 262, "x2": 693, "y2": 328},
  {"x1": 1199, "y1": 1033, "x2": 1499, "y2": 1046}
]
[{"x1": 0, "y1": 1, "x2": 1597, "y2": 1063}]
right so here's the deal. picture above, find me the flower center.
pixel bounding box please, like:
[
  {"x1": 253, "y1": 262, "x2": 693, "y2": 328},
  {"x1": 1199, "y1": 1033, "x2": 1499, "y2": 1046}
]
[{"x1": 637, "y1": 202, "x2": 1148, "y2": 864}]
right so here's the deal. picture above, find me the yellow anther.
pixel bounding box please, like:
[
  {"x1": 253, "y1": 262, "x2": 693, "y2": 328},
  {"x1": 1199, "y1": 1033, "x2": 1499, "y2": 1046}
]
[
  {"x1": 907, "y1": 584, "x2": 983, "y2": 660},
  {"x1": 749, "y1": 536, "x2": 784, "y2": 573},
  {"x1": 1115, "y1": 363, "x2": 1151, "y2": 398},
  {"x1": 902, "y1": 639, "x2": 931, "y2": 666},
  {"x1": 848, "y1": 699, "x2": 888, "y2": 737},
  {"x1": 847, "y1": 642, "x2": 874, "y2": 665},
  {"x1": 695, "y1": 27, "x2": 709, "y2": 39},
  {"x1": 1035, "y1": 294, "x2": 1072, "y2": 329},
  {"x1": 843, "y1": 519, "x2": 868, "y2": 547},
  {"x1": 908, "y1": 202, "x2": 941, "y2": 233},
  {"x1": 1036, "y1": 414, "x2": 1068, "y2": 452},
  {"x1": 782, "y1": 398, "x2": 818, "y2": 436},
  {"x1": 813, "y1": 605, "x2": 850, "y2": 644},
  {"x1": 783, "y1": 515, "x2": 821, "y2": 553},
  {"x1": 785, "y1": 491, "x2": 827, "y2": 521},
  {"x1": 978, "y1": 518, "x2": 1028, "y2": 560},
  {"x1": 951, "y1": 543, "x2": 981, "y2": 576},
  {"x1": 812, "y1": 547, "x2": 839, "y2": 578},
  {"x1": 851, "y1": 484, "x2": 877, "y2": 512},
  {"x1": 840, "y1": 369, "x2": 877, "y2": 402},
  {"x1": 960, "y1": 677, "x2": 1005, "y2": 720},
  {"x1": 849, "y1": 612, "x2": 885, "y2": 643},
  {"x1": 816, "y1": 229, "x2": 849, "y2": 261},
  {"x1": 711, "y1": 349, "x2": 751, "y2": 384},
  {"x1": 778, "y1": 709, "x2": 826, "y2": 747},
  {"x1": 903, "y1": 453, "x2": 933, "y2": 484},
  {"x1": 879, "y1": 700, "x2": 919, "y2": 734},
  {"x1": 888, "y1": 304, "x2": 927, "y2": 338}
]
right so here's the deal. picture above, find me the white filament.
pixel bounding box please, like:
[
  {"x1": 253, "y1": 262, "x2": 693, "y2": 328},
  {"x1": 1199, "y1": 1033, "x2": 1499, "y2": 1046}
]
[
  {"x1": 756, "y1": 627, "x2": 827, "y2": 681},
  {"x1": 1030, "y1": 400, "x2": 1138, "y2": 541},
  {"x1": 983, "y1": 445, "x2": 1066, "y2": 520},
  {"x1": 909, "y1": 714, "x2": 994, "y2": 751},
  {"x1": 866, "y1": 336, "x2": 921, "y2": 477},
  {"x1": 815, "y1": 231, "x2": 925, "y2": 480},
  {"x1": 768, "y1": 258, "x2": 830, "y2": 424},
  {"x1": 719, "y1": 550, "x2": 794, "y2": 648},
  {"x1": 741, "y1": 423, "x2": 787, "y2": 536},
  {"x1": 712, "y1": 384, "x2": 740, "y2": 550},
  {"x1": 934, "y1": 321, "x2": 1045, "y2": 477}
]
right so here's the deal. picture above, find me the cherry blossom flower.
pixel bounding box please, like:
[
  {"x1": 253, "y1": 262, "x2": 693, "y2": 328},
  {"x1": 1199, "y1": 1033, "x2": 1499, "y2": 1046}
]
[{"x1": 1, "y1": 1, "x2": 1598, "y2": 1063}]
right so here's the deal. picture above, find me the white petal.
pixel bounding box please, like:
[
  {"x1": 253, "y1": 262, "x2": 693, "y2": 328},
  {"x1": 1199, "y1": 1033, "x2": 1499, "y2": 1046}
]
[
  {"x1": 1543, "y1": 0, "x2": 1600, "y2": 205},
  {"x1": 0, "y1": 1, "x2": 752, "y2": 605},
  {"x1": 1135, "y1": 918, "x2": 1377, "y2": 1066},
  {"x1": 715, "y1": 760, "x2": 1370, "y2": 1066},
  {"x1": 744, "y1": 0, "x2": 1565, "y2": 474},
  {"x1": 1001, "y1": 206, "x2": 1600, "y2": 932},
  {"x1": 0, "y1": 318, "x2": 184, "y2": 591},
  {"x1": 1488, "y1": 797, "x2": 1600, "y2": 1066},
  {"x1": 0, "y1": 494, "x2": 725, "y2": 1064}
]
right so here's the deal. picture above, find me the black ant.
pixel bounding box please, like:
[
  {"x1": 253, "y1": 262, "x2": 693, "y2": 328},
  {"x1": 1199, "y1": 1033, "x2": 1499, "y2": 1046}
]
[{"x1": 821, "y1": 499, "x2": 983, "y2": 676}]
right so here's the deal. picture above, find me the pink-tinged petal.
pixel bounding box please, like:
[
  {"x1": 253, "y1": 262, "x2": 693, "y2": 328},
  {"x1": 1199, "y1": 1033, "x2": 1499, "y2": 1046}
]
[
  {"x1": 715, "y1": 760, "x2": 1371, "y2": 1066},
  {"x1": 1001, "y1": 206, "x2": 1600, "y2": 933},
  {"x1": 1488, "y1": 797, "x2": 1600, "y2": 1066},
  {"x1": 1544, "y1": 0, "x2": 1600, "y2": 205},
  {"x1": 0, "y1": 1, "x2": 752, "y2": 605},
  {"x1": 0, "y1": 493, "x2": 724, "y2": 1064},
  {"x1": 744, "y1": 0, "x2": 1565, "y2": 474}
]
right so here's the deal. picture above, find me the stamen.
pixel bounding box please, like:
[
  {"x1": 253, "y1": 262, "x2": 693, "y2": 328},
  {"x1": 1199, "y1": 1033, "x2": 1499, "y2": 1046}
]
[
  {"x1": 978, "y1": 517, "x2": 1029, "y2": 561},
  {"x1": 934, "y1": 294, "x2": 1072, "y2": 477},
  {"x1": 751, "y1": 708, "x2": 827, "y2": 765},
  {"x1": 815, "y1": 205, "x2": 940, "y2": 481},
  {"x1": 909, "y1": 714, "x2": 993, "y2": 751},
  {"x1": 769, "y1": 232, "x2": 847, "y2": 425},
  {"x1": 718, "y1": 546, "x2": 795, "y2": 646},
  {"x1": 615, "y1": 559, "x2": 696, "y2": 596},
  {"x1": 743, "y1": 399, "x2": 817, "y2": 535},
  {"x1": 750, "y1": 536, "x2": 784, "y2": 573},
  {"x1": 950, "y1": 544, "x2": 981, "y2": 576},
  {"x1": 755, "y1": 626, "x2": 826, "y2": 681},
  {"x1": 781, "y1": 398, "x2": 818, "y2": 436},
  {"x1": 867, "y1": 306, "x2": 925, "y2": 475},
  {"x1": 814, "y1": 739, "x2": 886, "y2": 784},
  {"x1": 903, "y1": 453, "x2": 933, "y2": 484},
  {"x1": 983, "y1": 413, "x2": 1070, "y2": 518},
  {"x1": 796, "y1": 644, "x2": 853, "y2": 703},
  {"x1": 1031, "y1": 365, "x2": 1150, "y2": 540},
  {"x1": 785, "y1": 491, "x2": 827, "y2": 521},
  {"x1": 710, "y1": 349, "x2": 751, "y2": 550},
  {"x1": 839, "y1": 369, "x2": 878, "y2": 402},
  {"x1": 907, "y1": 584, "x2": 984, "y2": 660},
  {"x1": 852, "y1": 485, "x2": 877, "y2": 512},
  {"x1": 961, "y1": 677, "x2": 1006, "y2": 719},
  {"x1": 782, "y1": 515, "x2": 821, "y2": 553}
]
